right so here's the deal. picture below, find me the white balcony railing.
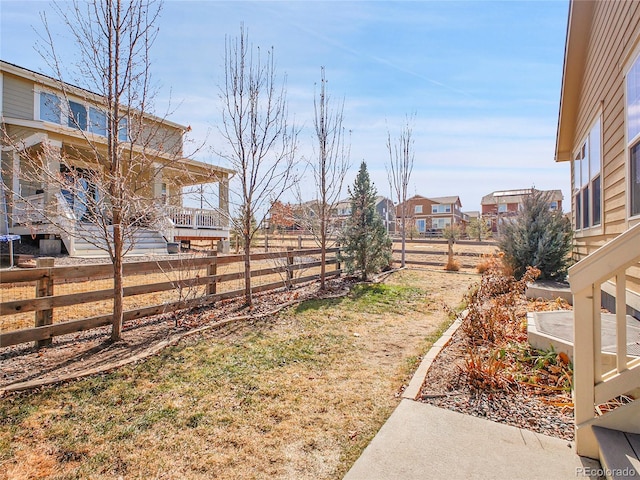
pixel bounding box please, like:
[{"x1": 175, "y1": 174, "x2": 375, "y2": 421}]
[
  {"x1": 13, "y1": 195, "x2": 229, "y2": 242},
  {"x1": 12, "y1": 193, "x2": 47, "y2": 226},
  {"x1": 165, "y1": 206, "x2": 228, "y2": 230},
  {"x1": 570, "y1": 222, "x2": 640, "y2": 458}
]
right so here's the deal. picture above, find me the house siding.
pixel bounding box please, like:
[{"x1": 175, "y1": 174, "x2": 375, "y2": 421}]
[
  {"x1": 138, "y1": 121, "x2": 184, "y2": 157},
  {"x1": 570, "y1": 1, "x2": 640, "y2": 259},
  {"x1": 2, "y1": 73, "x2": 33, "y2": 120}
]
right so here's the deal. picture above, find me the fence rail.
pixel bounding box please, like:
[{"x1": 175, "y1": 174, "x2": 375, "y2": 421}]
[{"x1": 1, "y1": 247, "x2": 340, "y2": 349}]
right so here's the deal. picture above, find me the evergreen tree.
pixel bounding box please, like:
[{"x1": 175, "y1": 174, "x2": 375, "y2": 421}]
[
  {"x1": 339, "y1": 161, "x2": 392, "y2": 280},
  {"x1": 499, "y1": 189, "x2": 572, "y2": 281}
]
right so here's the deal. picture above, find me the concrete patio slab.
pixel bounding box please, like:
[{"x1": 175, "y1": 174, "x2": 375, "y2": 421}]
[{"x1": 530, "y1": 310, "x2": 640, "y2": 357}]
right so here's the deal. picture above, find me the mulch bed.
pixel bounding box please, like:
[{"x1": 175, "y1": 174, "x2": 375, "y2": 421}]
[{"x1": 419, "y1": 320, "x2": 575, "y2": 440}]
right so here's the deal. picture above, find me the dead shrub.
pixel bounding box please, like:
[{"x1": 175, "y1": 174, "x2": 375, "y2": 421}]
[
  {"x1": 456, "y1": 264, "x2": 579, "y2": 402},
  {"x1": 475, "y1": 252, "x2": 512, "y2": 276},
  {"x1": 460, "y1": 348, "x2": 513, "y2": 392},
  {"x1": 461, "y1": 266, "x2": 541, "y2": 356},
  {"x1": 444, "y1": 258, "x2": 460, "y2": 271}
]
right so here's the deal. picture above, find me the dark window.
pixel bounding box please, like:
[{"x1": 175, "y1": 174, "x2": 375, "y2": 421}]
[
  {"x1": 582, "y1": 187, "x2": 590, "y2": 228},
  {"x1": 575, "y1": 193, "x2": 581, "y2": 230},
  {"x1": 592, "y1": 175, "x2": 601, "y2": 225},
  {"x1": 632, "y1": 142, "x2": 640, "y2": 217}
]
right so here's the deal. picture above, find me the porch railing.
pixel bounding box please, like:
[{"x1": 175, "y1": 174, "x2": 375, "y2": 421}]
[
  {"x1": 12, "y1": 193, "x2": 47, "y2": 226},
  {"x1": 570, "y1": 222, "x2": 640, "y2": 458},
  {"x1": 165, "y1": 206, "x2": 228, "y2": 230}
]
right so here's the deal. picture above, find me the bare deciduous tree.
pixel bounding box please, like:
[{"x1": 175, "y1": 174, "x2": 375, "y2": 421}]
[
  {"x1": 46, "y1": 0, "x2": 165, "y2": 342},
  {"x1": 218, "y1": 25, "x2": 298, "y2": 305},
  {"x1": 307, "y1": 67, "x2": 350, "y2": 290},
  {"x1": 386, "y1": 114, "x2": 415, "y2": 268},
  {"x1": 1, "y1": 0, "x2": 199, "y2": 342}
]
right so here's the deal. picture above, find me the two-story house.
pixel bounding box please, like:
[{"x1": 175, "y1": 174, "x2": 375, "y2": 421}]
[
  {"x1": 328, "y1": 196, "x2": 395, "y2": 233},
  {"x1": 1, "y1": 60, "x2": 232, "y2": 256},
  {"x1": 396, "y1": 194, "x2": 464, "y2": 235},
  {"x1": 481, "y1": 188, "x2": 563, "y2": 233}
]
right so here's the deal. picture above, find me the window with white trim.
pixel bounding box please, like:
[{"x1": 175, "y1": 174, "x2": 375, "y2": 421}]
[
  {"x1": 68, "y1": 100, "x2": 87, "y2": 130},
  {"x1": 36, "y1": 91, "x2": 128, "y2": 141},
  {"x1": 89, "y1": 107, "x2": 107, "y2": 136},
  {"x1": 118, "y1": 116, "x2": 128, "y2": 142},
  {"x1": 414, "y1": 205, "x2": 422, "y2": 214},
  {"x1": 627, "y1": 52, "x2": 640, "y2": 217},
  {"x1": 573, "y1": 117, "x2": 602, "y2": 229},
  {"x1": 39, "y1": 92, "x2": 61, "y2": 123},
  {"x1": 432, "y1": 217, "x2": 451, "y2": 229},
  {"x1": 431, "y1": 204, "x2": 451, "y2": 214},
  {"x1": 497, "y1": 204, "x2": 507, "y2": 213},
  {"x1": 416, "y1": 219, "x2": 426, "y2": 232}
]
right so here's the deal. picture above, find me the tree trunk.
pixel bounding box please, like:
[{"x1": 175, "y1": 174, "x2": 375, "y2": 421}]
[
  {"x1": 244, "y1": 235, "x2": 252, "y2": 306},
  {"x1": 320, "y1": 217, "x2": 326, "y2": 290},
  {"x1": 400, "y1": 205, "x2": 407, "y2": 268},
  {"x1": 111, "y1": 209, "x2": 124, "y2": 341}
]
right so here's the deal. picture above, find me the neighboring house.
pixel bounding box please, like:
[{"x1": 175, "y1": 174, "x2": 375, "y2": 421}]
[
  {"x1": 331, "y1": 198, "x2": 352, "y2": 231},
  {"x1": 396, "y1": 194, "x2": 464, "y2": 235},
  {"x1": 0, "y1": 60, "x2": 232, "y2": 256},
  {"x1": 375, "y1": 196, "x2": 396, "y2": 234},
  {"x1": 555, "y1": 0, "x2": 640, "y2": 461},
  {"x1": 481, "y1": 188, "x2": 563, "y2": 233},
  {"x1": 329, "y1": 196, "x2": 395, "y2": 233}
]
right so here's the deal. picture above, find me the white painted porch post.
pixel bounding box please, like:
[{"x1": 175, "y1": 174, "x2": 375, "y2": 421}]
[
  {"x1": 574, "y1": 286, "x2": 599, "y2": 458},
  {"x1": 11, "y1": 150, "x2": 19, "y2": 226},
  {"x1": 219, "y1": 175, "x2": 229, "y2": 225},
  {"x1": 43, "y1": 139, "x2": 62, "y2": 208}
]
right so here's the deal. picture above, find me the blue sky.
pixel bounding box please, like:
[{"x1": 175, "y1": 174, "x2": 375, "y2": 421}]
[{"x1": 0, "y1": 0, "x2": 570, "y2": 212}]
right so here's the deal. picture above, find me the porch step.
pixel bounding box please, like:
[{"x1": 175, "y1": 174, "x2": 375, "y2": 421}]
[
  {"x1": 69, "y1": 227, "x2": 167, "y2": 257},
  {"x1": 593, "y1": 427, "x2": 640, "y2": 480}
]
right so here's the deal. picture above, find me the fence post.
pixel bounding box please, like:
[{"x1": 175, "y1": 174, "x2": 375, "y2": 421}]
[
  {"x1": 286, "y1": 246, "x2": 294, "y2": 286},
  {"x1": 297, "y1": 235, "x2": 302, "y2": 249},
  {"x1": 336, "y1": 243, "x2": 341, "y2": 272},
  {"x1": 207, "y1": 252, "x2": 218, "y2": 296},
  {"x1": 35, "y1": 257, "x2": 55, "y2": 348}
]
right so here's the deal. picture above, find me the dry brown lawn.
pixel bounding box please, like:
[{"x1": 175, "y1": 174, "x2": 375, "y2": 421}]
[{"x1": 0, "y1": 268, "x2": 478, "y2": 480}]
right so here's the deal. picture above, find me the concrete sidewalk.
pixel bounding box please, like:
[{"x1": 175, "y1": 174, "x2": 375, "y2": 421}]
[{"x1": 344, "y1": 399, "x2": 601, "y2": 480}]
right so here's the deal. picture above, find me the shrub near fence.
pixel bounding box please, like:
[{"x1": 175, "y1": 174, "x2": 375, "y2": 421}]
[{"x1": 0, "y1": 247, "x2": 340, "y2": 349}]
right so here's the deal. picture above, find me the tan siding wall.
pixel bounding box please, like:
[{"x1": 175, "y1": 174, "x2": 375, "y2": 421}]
[
  {"x1": 571, "y1": 0, "x2": 640, "y2": 291},
  {"x1": 576, "y1": 1, "x2": 640, "y2": 238},
  {"x1": 2, "y1": 73, "x2": 34, "y2": 120},
  {"x1": 134, "y1": 120, "x2": 183, "y2": 156}
]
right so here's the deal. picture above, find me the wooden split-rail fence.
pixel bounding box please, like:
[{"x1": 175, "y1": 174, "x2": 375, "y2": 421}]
[{"x1": 0, "y1": 247, "x2": 340, "y2": 349}]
